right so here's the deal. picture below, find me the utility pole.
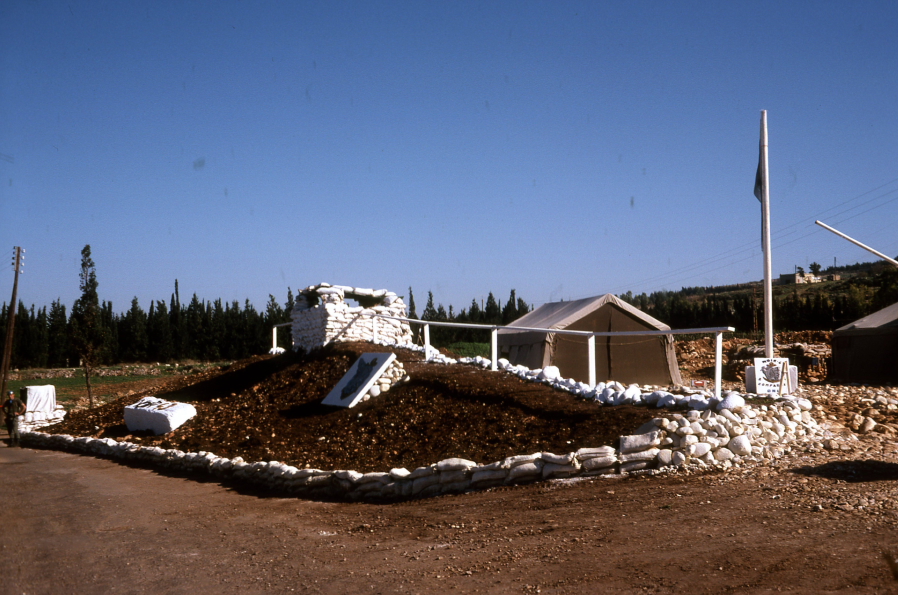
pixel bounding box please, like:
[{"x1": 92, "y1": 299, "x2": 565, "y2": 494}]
[{"x1": 1, "y1": 246, "x2": 24, "y2": 398}]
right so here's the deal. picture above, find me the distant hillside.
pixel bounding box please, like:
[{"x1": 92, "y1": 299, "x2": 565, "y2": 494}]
[{"x1": 619, "y1": 259, "x2": 898, "y2": 333}]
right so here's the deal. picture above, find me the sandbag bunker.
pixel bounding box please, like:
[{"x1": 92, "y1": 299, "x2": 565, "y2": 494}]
[{"x1": 18, "y1": 281, "x2": 834, "y2": 499}]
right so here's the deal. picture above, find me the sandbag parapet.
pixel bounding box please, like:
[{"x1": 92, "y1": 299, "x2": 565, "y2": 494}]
[{"x1": 19, "y1": 399, "x2": 831, "y2": 501}]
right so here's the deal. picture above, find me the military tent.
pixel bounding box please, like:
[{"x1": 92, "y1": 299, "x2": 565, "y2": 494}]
[
  {"x1": 497, "y1": 293, "x2": 682, "y2": 386},
  {"x1": 831, "y1": 301, "x2": 898, "y2": 384}
]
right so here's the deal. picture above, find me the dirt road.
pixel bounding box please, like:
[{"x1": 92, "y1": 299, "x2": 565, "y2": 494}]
[{"x1": 3, "y1": 438, "x2": 898, "y2": 595}]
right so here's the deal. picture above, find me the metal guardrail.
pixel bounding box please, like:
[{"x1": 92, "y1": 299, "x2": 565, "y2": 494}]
[
  {"x1": 356, "y1": 313, "x2": 735, "y2": 398},
  {"x1": 272, "y1": 314, "x2": 734, "y2": 397}
]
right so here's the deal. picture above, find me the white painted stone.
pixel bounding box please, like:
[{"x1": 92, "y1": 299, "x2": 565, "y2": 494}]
[
  {"x1": 538, "y1": 366, "x2": 561, "y2": 381},
  {"x1": 688, "y1": 396, "x2": 710, "y2": 410},
  {"x1": 728, "y1": 435, "x2": 752, "y2": 456},
  {"x1": 656, "y1": 394, "x2": 678, "y2": 408},
  {"x1": 690, "y1": 442, "x2": 712, "y2": 458},
  {"x1": 681, "y1": 434, "x2": 699, "y2": 446}
]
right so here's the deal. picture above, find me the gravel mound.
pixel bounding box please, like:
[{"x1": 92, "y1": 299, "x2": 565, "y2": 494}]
[{"x1": 42, "y1": 343, "x2": 656, "y2": 473}]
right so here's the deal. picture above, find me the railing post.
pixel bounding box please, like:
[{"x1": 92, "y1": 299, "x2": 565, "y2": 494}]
[
  {"x1": 424, "y1": 324, "x2": 431, "y2": 361},
  {"x1": 714, "y1": 331, "x2": 723, "y2": 399},
  {"x1": 490, "y1": 328, "x2": 498, "y2": 371},
  {"x1": 272, "y1": 326, "x2": 278, "y2": 351},
  {"x1": 587, "y1": 334, "x2": 596, "y2": 387}
]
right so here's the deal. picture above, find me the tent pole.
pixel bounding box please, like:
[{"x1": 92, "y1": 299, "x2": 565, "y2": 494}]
[{"x1": 587, "y1": 335, "x2": 596, "y2": 387}]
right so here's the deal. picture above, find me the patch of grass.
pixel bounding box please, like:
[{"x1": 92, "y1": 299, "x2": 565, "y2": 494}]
[
  {"x1": 6, "y1": 375, "x2": 164, "y2": 407},
  {"x1": 445, "y1": 342, "x2": 491, "y2": 358}
]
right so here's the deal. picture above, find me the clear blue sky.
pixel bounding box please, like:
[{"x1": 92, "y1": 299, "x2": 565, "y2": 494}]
[{"x1": 2, "y1": 1, "x2": 897, "y2": 316}]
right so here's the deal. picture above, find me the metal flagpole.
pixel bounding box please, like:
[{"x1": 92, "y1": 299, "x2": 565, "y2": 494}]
[{"x1": 759, "y1": 111, "x2": 774, "y2": 358}]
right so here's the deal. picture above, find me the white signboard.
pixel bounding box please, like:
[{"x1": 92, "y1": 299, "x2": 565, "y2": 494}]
[
  {"x1": 322, "y1": 352, "x2": 396, "y2": 408},
  {"x1": 752, "y1": 358, "x2": 791, "y2": 395}
]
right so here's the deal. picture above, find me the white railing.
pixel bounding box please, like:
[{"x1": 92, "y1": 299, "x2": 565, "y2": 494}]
[
  {"x1": 271, "y1": 322, "x2": 292, "y2": 351},
  {"x1": 358, "y1": 313, "x2": 735, "y2": 398}
]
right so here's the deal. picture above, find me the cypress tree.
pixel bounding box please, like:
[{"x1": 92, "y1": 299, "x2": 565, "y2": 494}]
[
  {"x1": 69, "y1": 245, "x2": 108, "y2": 407},
  {"x1": 484, "y1": 292, "x2": 501, "y2": 325},
  {"x1": 47, "y1": 299, "x2": 69, "y2": 367},
  {"x1": 147, "y1": 300, "x2": 173, "y2": 362},
  {"x1": 120, "y1": 297, "x2": 148, "y2": 362},
  {"x1": 501, "y1": 290, "x2": 518, "y2": 324}
]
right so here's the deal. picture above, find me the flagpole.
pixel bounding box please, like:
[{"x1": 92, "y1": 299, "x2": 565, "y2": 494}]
[{"x1": 759, "y1": 110, "x2": 774, "y2": 358}]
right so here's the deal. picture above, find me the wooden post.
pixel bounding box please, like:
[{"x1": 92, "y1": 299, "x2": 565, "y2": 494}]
[
  {"x1": 778, "y1": 360, "x2": 790, "y2": 395},
  {"x1": 423, "y1": 324, "x2": 431, "y2": 361},
  {"x1": 0, "y1": 247, "x2": 23, "y2": 399}
]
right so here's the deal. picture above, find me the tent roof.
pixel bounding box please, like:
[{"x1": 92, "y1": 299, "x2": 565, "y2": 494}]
[
  {"x1": 502, "y1": 293, "x2": 670, "y2": 333},
  {"x1": 835, "y1": 301, "x2": 898, "y2": 335}
]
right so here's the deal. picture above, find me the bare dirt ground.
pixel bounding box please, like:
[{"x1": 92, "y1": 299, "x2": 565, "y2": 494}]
[{"x1": 4, "y1": 341, "x2": 898, "y2": 593}]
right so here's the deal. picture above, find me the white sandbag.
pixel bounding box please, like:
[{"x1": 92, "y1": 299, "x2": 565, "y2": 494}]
[{"x1": 124, "y1": 397, "x2": 197, "y2": 435}]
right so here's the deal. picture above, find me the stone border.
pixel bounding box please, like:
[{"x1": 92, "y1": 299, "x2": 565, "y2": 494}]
[{"x1": 374, "y1": 337, "x2": 817, "y2": 412}]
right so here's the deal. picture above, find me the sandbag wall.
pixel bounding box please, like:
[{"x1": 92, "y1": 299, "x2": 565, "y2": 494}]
[
  {"x1": 291, "y1": 284, "x2": 413, "y2": 352},
  {"x1": 21, "y1": 399, "x2": 829, "y2": 501}
]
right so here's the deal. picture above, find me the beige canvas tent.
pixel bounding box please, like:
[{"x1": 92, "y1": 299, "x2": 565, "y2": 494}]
[
  {"x1": 498, "y1": 293, "x2": 682, "y2": 386},
  {"x1": 831, "y1": 301, "x2": 898, "y2": 384}
]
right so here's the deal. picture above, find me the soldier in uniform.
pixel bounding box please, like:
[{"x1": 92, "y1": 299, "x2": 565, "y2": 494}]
[{"x1": 3, "y1": 390, "x2": 26, "y2": 447}]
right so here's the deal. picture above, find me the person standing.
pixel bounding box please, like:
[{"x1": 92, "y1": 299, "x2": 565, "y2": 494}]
[{"x1": 3, "y1": 390, "x2": 26, "y2": 447}]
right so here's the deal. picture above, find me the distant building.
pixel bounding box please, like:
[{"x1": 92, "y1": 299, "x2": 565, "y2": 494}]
[
  {"x1": 778, "y1": 272, "x2": 837, "y2": 285},
  {"x1": 779, "y1": 272, "x2": 817, "y2": 284}
]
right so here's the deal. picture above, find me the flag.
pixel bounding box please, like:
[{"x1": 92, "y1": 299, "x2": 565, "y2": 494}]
[{"x1": 753, "y1": 142, "x2": 763, "y2": 202}]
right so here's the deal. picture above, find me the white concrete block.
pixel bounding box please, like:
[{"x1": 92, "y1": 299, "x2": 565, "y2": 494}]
[{"x1": 124, "y1": 397, "x2": 197, "y2": 435}]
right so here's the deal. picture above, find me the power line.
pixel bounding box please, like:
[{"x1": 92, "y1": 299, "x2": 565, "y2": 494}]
[{"x1": 599, "y1": 177, "x2": 898, "y2": 298}]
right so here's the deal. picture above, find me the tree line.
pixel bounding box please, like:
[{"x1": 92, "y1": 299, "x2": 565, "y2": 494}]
[
  {"x1": 618, "y1": 267, "x2": 898, "y2": 332},
  {"x1": 0, "y1": 284, "x2": 296, "y2": 370},
  {"x1": 406, "y1": 288, "x2": 532, "y2": 346},
  {"x1": 0, "y1": 246, "x2": 536, "y2": 369},
  {"x1": 6, "y1": 243, "x2": 896, "y2": 370}
]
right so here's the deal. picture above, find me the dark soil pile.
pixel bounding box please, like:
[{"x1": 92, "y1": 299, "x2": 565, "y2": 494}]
[{"x1": 43, "y1": 343, "x2": 657, "y2": 473}]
